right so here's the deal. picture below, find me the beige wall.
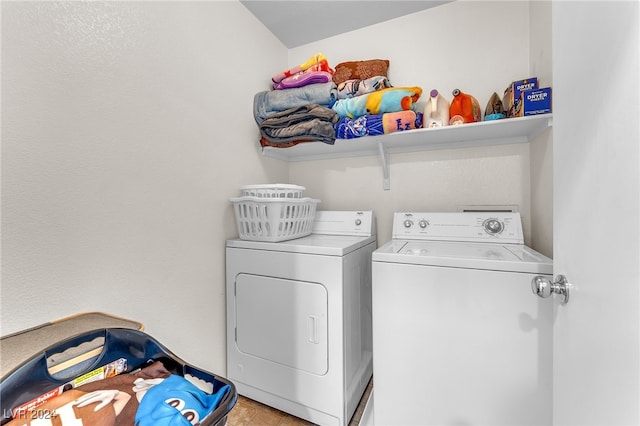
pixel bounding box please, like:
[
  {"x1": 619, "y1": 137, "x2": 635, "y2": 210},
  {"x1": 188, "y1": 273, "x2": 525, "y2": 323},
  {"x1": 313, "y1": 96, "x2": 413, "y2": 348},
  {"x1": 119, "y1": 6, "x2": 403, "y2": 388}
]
[
  {"x1": 1, "y1": 1, "x2": 288, "y2": 374},
  {"x1": 286, "y1": 0, "x2": 553, "y2": 252}
]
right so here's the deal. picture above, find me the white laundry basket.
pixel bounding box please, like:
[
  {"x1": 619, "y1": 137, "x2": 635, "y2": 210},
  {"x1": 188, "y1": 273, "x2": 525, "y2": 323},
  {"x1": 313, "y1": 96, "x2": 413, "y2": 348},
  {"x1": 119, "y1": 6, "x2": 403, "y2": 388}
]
[
  {"x1": 239, "y1": 184, "x2": 305, "y2": 199},
  {"x1": 230, "y1": 196, "x2": 320, "y2": 242}
]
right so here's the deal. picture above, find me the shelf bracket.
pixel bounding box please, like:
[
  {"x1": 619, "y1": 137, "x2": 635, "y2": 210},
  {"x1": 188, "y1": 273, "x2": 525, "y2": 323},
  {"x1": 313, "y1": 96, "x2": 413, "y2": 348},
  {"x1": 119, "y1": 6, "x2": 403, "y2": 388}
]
[{"x1": 377, "y1": 141, "x2": 390, "y2": 190}]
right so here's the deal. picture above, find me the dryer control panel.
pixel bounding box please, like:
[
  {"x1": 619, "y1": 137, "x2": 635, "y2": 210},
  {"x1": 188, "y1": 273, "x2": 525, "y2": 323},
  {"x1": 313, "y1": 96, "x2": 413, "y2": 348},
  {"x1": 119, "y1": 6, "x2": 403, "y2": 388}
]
[
  {"x1": 312, "y1": 211, "x2": 376, "y2": 237},
  {"x1": 392, "y1": 212, "x2": 523, "y2": 244}
]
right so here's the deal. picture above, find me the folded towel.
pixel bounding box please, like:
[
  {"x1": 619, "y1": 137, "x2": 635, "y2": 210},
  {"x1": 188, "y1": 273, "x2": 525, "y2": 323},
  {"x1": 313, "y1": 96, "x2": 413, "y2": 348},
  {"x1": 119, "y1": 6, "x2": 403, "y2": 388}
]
[
  {"x1": 254, "y1": 82, "x2": 338, "y2": 125},
  {"x1": 335, "y1": 111, "x2": 423, "y2": 139},
  {"x1": 381, "y1": 110, "x2": 423, "y2": 133},
  {"x1": 273, "y1": 58, "x2": 334, "y2": 90},
  {"x1": 273, "y1": 71, "x2": 334, "y2": 90},
  {"x1": 272, "y1": 53, "x2": 328, "y2": 84},
  {"x1": 332, "y1": 86, "x2": 423, "y2": 119},
  {"x1": 260, "y1": 104, "x2": 338, "y2": 145},
  {"x1": 337, "y1": 76, "x2": 392, "y2": 99}
]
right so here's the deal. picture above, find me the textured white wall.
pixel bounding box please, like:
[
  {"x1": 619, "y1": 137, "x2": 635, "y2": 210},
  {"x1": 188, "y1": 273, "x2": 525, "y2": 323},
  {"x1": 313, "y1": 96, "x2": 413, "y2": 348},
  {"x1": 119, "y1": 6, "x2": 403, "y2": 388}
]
[
  {"x1": 1, "y1": 0, "x2": 555, "y2": 379},
  {"x1": 290, "y1": 144, "x2": 531, "y2": 244},
  {"x1": 287, "y1": 1, "x2": 553, "y2": 250},
  {"x1": 1, "y1": 1, "x2": 288, "y2": 374}
]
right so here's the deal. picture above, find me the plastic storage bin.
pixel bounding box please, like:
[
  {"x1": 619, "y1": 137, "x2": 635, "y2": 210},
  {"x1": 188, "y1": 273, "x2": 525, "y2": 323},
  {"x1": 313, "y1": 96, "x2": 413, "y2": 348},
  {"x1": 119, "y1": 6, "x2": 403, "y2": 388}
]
[
  {"x1": 230, "y1": 196, "x2": 320, "y2": 242},
  {"x1": 240, "y1": 184, "x2": 305, "y2": 199},
  {"x1": 0, "y1": 327, "x2": 237, "y2": 426}
]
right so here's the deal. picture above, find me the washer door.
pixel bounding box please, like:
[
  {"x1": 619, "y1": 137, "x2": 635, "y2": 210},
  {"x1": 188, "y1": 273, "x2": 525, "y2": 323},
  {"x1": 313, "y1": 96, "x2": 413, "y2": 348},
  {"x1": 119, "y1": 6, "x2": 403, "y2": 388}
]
[{"x1": 235, "y1": 273, "x2": 328, "y2": 375}]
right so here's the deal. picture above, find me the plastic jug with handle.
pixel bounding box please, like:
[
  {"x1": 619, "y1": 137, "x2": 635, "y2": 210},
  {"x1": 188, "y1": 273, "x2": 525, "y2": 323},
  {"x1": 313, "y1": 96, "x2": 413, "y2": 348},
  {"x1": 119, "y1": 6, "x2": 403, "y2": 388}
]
[
  {"x1": 449, "y1": 89, "x2": 481, "y2": 125},
  {"x1": 423, "y1": 89, "x2": 450, "y2": 128}
]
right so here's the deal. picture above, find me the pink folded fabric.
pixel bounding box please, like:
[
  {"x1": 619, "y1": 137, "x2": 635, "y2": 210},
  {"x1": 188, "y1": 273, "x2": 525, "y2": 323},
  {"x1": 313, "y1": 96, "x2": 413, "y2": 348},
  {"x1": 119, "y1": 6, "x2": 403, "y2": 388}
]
[
  {"x1": 272, "y1": 53, "x2": 327, "y2": 84},
  {"x1": 273, "y1": 71, "x2": 334, "y2": 90},
  {"x1": 382, "y1": 110, "x2": 423, "y2": 133}
]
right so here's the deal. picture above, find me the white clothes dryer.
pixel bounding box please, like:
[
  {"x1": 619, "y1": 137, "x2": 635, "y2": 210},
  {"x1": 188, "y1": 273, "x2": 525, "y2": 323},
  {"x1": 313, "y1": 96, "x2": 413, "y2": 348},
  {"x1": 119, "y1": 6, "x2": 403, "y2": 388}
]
[
  {"x1": 226, "y1": 211, "x2": 376, "y2": 426},
  {"x1": 371, "y1": 212, "x2": 553, "y2": 426}
]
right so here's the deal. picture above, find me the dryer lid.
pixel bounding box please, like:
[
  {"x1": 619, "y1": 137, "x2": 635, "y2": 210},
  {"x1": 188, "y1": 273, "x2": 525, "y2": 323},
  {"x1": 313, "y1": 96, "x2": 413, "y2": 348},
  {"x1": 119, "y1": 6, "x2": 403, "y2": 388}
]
[
  {"x1": 227, "y1": 211, "x2": 376, "y2": 255},
  {"x1": 227, "y1": 233, "x2": 376, "y2": 256}
]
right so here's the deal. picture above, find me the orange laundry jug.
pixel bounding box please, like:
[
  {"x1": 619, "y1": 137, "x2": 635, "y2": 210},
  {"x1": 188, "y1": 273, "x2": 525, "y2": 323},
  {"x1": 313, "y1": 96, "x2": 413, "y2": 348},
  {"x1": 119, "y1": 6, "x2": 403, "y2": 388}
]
[
  {"x1": 423, "y1": 89, "x2": 450, "y2": 128},
  {"x1": 449, "y1": 89, "x2": 481, "y2": 125}
]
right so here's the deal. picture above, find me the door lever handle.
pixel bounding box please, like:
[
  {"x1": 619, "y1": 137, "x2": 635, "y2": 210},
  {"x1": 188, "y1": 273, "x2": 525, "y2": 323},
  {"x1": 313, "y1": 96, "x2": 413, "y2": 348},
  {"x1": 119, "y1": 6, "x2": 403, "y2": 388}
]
[{"x1": 531, "y1": 274, "x2": 570, "y2": 304}]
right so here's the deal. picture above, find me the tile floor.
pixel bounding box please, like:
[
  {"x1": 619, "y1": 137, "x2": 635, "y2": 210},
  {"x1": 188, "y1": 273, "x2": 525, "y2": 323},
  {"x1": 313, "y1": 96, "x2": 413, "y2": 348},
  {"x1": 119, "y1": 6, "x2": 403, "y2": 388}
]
[{"x1": 227, "y1": 377, "x2": 373, "y2": 426}]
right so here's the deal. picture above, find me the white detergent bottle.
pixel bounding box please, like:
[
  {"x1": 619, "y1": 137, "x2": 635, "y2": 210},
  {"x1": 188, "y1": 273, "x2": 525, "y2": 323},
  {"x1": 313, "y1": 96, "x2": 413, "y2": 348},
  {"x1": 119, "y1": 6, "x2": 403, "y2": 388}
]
[{"x1": 423, "y1": 89, "x2": 450, "y2": 128}]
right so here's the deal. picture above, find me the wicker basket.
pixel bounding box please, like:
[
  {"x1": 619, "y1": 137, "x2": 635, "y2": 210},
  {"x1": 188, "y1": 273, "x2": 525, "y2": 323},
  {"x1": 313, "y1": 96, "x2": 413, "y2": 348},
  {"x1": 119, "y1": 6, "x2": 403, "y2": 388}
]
[{"x1": 230, "y1": 196, "x2": 320, "y2": 242}]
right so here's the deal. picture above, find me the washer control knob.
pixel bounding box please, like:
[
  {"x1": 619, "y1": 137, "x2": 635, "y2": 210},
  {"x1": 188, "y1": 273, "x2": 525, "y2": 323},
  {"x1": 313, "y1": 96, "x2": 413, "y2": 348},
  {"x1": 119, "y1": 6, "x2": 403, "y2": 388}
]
[
  {"x1": 483, "y1": 219, "x2": 504, "y2": 235},
  {"x1": 403, "y1": 219, "x2": 413, "y2": 228},
  {"x1": 355, "y1": 219, "x2": 362, "y2": 226},
  {"x1": 418, "y1": 219, "x2": 429, "y2": 229}
]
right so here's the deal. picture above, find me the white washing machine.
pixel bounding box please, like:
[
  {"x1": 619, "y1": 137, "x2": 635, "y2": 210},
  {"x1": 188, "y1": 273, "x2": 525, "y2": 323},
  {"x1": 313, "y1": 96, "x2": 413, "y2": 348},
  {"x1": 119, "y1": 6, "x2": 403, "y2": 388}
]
[
  {"x1": 226, "y1": 211, "x2": 376, "y2": 426},
  {"x1": 371, "y1": 212, "x2": 553, "y2": 426}
]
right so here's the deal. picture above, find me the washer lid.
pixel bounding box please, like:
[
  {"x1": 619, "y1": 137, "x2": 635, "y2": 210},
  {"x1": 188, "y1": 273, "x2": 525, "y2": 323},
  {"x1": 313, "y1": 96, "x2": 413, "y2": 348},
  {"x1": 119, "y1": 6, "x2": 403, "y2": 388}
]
[
  {"x1": 226, "y1": 234, "x2": 376, "y2": 256},
  {"x1": 373, "y1": 240, "x2": 552, "y2": 274}
]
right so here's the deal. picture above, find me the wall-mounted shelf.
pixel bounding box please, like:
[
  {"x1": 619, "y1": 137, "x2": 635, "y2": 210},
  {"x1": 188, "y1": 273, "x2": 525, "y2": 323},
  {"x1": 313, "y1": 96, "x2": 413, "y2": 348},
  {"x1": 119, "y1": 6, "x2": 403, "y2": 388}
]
[{"x1": 262, "y1": 113, "x2": 552, "y2": 189}]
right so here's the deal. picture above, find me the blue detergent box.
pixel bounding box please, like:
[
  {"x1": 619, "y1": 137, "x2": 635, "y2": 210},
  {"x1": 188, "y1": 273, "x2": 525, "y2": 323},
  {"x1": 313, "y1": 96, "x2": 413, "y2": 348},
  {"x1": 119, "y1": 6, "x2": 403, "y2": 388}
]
[
  {"x1": 511, "y1": 77, "x2": 538, "y2": 117},
  {"x1": 523, "y1": 87, "x2": 552, "y2": 115},
  {"x1": 513, "y1": 78, "x2": 538, "y2": 97}
]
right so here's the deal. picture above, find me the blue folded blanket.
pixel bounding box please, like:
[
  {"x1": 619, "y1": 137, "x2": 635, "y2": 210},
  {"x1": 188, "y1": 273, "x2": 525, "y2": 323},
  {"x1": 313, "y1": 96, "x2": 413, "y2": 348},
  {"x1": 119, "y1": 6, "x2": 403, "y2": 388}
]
[
  {"x1": 254, "y1": 82, "x2": 338, "y2": 125},
  {"x1": 335, "y1": 111, "x2": 423, "y2": 139}
]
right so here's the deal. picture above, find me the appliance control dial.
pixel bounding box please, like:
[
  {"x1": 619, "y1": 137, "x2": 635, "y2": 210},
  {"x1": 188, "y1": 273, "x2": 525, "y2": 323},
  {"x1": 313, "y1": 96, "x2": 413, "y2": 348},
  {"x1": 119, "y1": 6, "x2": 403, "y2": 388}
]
[
  {"x1": 355, "y1": 218, "x2": 362, "y2": 226},
  {"x1": 483, "y1": 218, "x2": 504, "y2": 235},
  {"x1": 419, "y1": 219, "x2": 429, "y2": 229},
  {"x1": 404, "y1": 219, "x2": 414, "y2": 228}
]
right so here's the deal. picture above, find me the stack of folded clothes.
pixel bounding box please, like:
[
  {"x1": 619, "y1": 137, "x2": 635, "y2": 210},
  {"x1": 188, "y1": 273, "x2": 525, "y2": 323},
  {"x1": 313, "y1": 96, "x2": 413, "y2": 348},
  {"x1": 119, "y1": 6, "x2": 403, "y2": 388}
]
[
  {"x1": 331, "y1": 59, "x2": 424, "y2": 139},
  {"x1": 253, "y1": 55, "x2": 425, "y2": 147},
  {"x1": 254, "y1": 53, "x2": 339, "y2": 148}
]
